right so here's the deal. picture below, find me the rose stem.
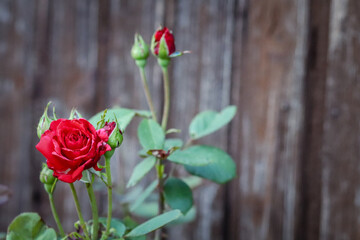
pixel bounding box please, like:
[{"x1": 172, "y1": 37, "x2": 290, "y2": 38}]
[
  {"x1": 155, "y1": 65, "x2": 171, "y2": 240},
  {"x1": 139, "y1": 66, "x2": 157, "y2": 121},
  {"x1": 104, "y1": 156, "x2": 113, "y2": 239},
  {"x1": 154, "y1": 158, "x2": 166, "y2": 240},
  {"x1": 48, "y1": 193, "x2": 65, "y2": 237},
  {"x1": 161, "y1": 66, "x2": 170, "y2": 130},
  {"x1": 69, "y1": 183, "x2": 90, "y2": 240},
  {"x1": 86, "y1": 181, "x2": 99, "y2": 240}
]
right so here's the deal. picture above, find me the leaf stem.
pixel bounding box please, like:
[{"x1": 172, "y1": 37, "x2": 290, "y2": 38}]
[
  {"x1": 48, "y1": 193, "x2": 65, "y2": 237},
  {"x1": 104, "y1": 156, "x2": 113, "y2": 239},
  {"x1": 86, "y1": 181, "x2": 99, "y2": 240},
  {"x1": 155, "y1": 159, "x2": 165, "y2": 240},
  {"x1": 139, "y1": 66, "x2": 158, "y2": 121},
  {"x1": 69, "y1": 183, "x2": 90, "y2": 240},
  {"x1": 161, "y1": 67, "x2": 170, "y2": 130}
]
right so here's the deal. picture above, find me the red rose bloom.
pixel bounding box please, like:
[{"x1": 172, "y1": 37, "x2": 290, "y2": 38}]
[
  {"x1": 36, "y1": 118, "x2": 111, "y2": 183},
  {"x1": 153, "y1": 27, "x2": 175, "y2": 56}
]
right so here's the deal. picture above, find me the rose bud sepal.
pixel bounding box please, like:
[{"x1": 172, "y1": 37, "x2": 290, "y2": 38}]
[
  {"x1": 69, "y1": 108, "x2": 83, "y2": 119},
  {"x1": 107, "y1": 122, "x2": 123, "y2": 149},
  {"x1": 152, "y1": 36, "x2": 171, "y2": 68},
  {"x1": 40, "y1": 164, "x2": 57, "y2": 194},
  {"x1": 98, "y1": 121, "x2": 123, "y2": 159},
  {"x1": 131, "y1": 33, "x2": 150, "y2": 68},
  {"x1": 37, "y1": 102, "x2": 53, "y2": 139}
]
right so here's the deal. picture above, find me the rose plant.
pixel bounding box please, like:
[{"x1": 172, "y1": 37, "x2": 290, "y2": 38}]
[{"x1": 5, "y1": 27, "x2": 237, "y2": 240}]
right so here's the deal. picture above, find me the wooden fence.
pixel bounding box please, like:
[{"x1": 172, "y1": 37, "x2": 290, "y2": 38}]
[{"x1": 0, "y1": 0, "x2": 359, "y2": 239}]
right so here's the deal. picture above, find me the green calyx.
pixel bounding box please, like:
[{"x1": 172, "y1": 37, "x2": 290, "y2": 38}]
[
  {"x1": 37, "y1": 102, "x2": 53, "y2": 138},
  {"x1": 131, "y1": 33, "x2": 150, "y2": 66},
  {"x1": 104, "y1": 120, "x2": 123, "y2": 159},
  {"x1": 107, "y1": 121, "x2": 123, "y2": 149},
  {"x1": 69, "y1": 108, "x2": 83, "y2": 119}
]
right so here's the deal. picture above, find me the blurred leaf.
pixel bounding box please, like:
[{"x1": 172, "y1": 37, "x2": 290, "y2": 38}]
[
  {"x1": 164, "y1": 178, "x2": 193, "y2": 214},
  {"x1": 99, "y1": 218, "x2": 126, "y2": 238},
  {"x1": 131, "y1": 202, "x2": 158, "y2": 218},
  {"x1": 0, "y1": 233, "x2": 6, "y2": 240},
  {"x1": 181, "y1": 176, "x2": 203, "y2": 189},
  {"x1": 185, "y1": 145, "x2": 236, "y2": 184},
  {"x1": 0, "y1": 185, "x2": 11, "y2": 205},
  {"x1": 127, "y1": 157, "x2": 156, "y2": 188},
  {"x1": 164, "y1": 139, "x2": 183, "y2": 151},
  {"x1": 189, "y1": 106, "x2": 237, "y2": 139},
  {"x1": 137, "y1": 119, "x2": 165, "y2": 151},
  {"x1": 167, "y1": 147, "x2": 212, "y2": 166},
  {"x1": 168, "y1": 207, "x2": 196, "y2": 225},
  {"x1": 125, "y1": 210, "x2": 182, "y2": 237},
  {"x1": 6, "y1": 212, "x2": 57, "y2": 240},
  {"x1": 122, "y1": 217, "x2": 146, "y2": 240},
  {"x1": 89, "y1": 108, "x2": 151, "y2": 131},
  {"x1": 130, "y1": 180, "x2": 158, "y2": 212}
]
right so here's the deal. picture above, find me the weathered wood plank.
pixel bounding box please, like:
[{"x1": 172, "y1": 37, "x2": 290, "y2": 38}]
[
  {"x1": 320, "y1": 0, "x2": 360, "y2": 239},
  {"x1": 0, "y1": 0, "x2": 37, "y2": 230},
  {"x1": 295, "y1": 0, "x2": 330, "y2": 239},
  {"x1": 228, "y1": 0, "x2": 308, "y2": 239},
  {"x1": 165, "y1": 1, "x2": 236, "y2": 239}
]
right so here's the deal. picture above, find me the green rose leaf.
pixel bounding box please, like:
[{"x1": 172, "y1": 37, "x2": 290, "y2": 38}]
[
  {"x1": 6, "y1": 212, "x2": 57, "y2": 240},
  {"x1": 122, "y1": 217, "x2": 146, "y2": 240},
  {"x1": 130, "y1": 180, "x2": 158, "y2": 212},
  {"x1": 169, "y1": 207, "x2": 196, "y2": 225},
  {"x1": 99, "y1": 218, "x2": 126, "y2": 238},
  {"x1": 127, "y1": 156, "x2": 156, "y2": 188},
  {"x1": 164, "y1": 178, "x2": 193, "y2": 214},
  {"x1": 164, "y1": 138, "x2": 183, "y2": 151},
  {"x1": 89, "y1": 108, "x2": 151, "y2": 131},
  {"x1": 167, "y1": 146, "x2": 212, "y2": 166},
  {"x1": 131, "y1": 202, "x2": 158, "y2": 218},
  {"x1": 138, "y1": 119, "x2": 165, "y2": 150},
  {"x1": 125, "y1": 210, "x2": 182, "y2": 238},
  {"x1": 184, "y1": 145, "x2": 236, "y2": 184},
  {"x1": 189, "y1": 105, "x2": 237, "y2": 139}
]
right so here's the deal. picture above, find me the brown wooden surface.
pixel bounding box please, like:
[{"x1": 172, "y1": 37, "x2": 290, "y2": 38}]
[{"x1": 1, "y1": 0, "x2": 359, "y2": 239}]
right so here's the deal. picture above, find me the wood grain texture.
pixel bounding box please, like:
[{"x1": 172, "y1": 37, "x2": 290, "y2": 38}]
[{"x1": 0, "y1": 0, "x2": 360, "y2": 239}]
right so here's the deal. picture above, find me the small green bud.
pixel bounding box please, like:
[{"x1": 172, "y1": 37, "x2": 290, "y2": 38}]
[
  {"x1": 131, "y1": 33, "x2": 150, "y2": 68},
  {"x1": 100, "y1": 121, "x2": 123, "y2": 159},
  {"x1": 107, "y1": 122, "x2": 123, "y2": 149},
  {"x1": 40, "y1": 165, "x2": 56, "y2": 194},
  {"x1": 37, "y1": 102, "x2": 53, "y2": 138}
]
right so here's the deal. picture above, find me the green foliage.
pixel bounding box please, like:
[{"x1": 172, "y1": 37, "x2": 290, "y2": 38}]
[
  {"x1": 189, "y1": 105, "x2": 237, "y2": 139},
  {"x1": 137, "y1": 119, "x2": 165, "y2": 150},
  {"x1": 164, "y1": 138, "x2": 183, "y2": 151},
  {"x1": 127, "y1": 156, "x2": 156, "y2": 188},
  {"x1": 184, "y1": 145, "x2": 236, "y2": 184},
  {"x1": 125, "y1": 210, "x2": 182, "y2": 238},
  {"x1": 131, "y1": 202, "x2": 158, "y2": 218},
  {"x1": 89, "y1": 108, "x2": 151, "y2": 131},
  {"x1": 130, "y1": 180, "x2": 158, "y2": 212},
  {"x1": 167, "y1": 147, "x2": 213, "y2": 166},
  {"x1": 164, "y1": 178, "x2": 193, "y2": 214},
  {"x1": 99, "y1": 218, "x2": 126, "y2": 238},
  {"x1": 122, "y1": 217, "x2": 146, "y2": 240},
  {"x1": 169, "y1": 207, "x2": 196, "y2": 225},
  {"x1": 6, "y1": 213, "x2": 57, "y2": 240}
]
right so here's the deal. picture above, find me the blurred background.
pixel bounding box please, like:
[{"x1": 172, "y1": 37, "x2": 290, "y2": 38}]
[{"x1": 0, "y1": 0, "x2": 359, "y2": 239}]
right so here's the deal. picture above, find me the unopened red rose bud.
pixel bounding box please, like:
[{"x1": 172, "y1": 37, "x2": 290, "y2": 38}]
[{"x1": 151, "y1": 27, "x2": 176, "y2": 59}]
